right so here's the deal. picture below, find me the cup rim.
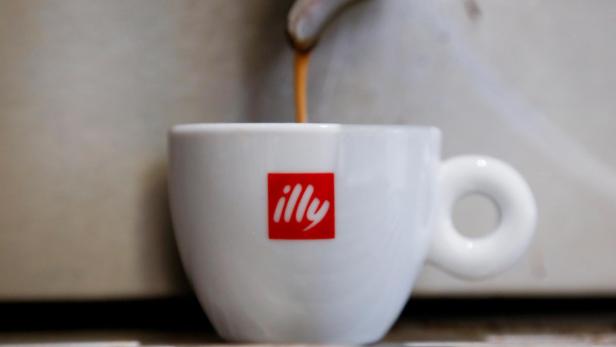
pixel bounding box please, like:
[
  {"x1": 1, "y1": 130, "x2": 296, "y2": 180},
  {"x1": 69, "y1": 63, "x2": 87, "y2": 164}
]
[{"x1": 170, "y1": 123, "x2": 441, "y2": 136}]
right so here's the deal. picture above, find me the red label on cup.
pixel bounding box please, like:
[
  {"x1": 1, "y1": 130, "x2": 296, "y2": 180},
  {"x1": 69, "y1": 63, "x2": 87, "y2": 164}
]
[{"x1": 268, "y1": 173, "x2": 335, "y2": 240}]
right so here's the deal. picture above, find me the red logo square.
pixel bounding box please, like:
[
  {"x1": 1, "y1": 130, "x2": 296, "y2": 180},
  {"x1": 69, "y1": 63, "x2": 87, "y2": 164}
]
[{"x1": 268, "y1": 173, "x2": 335, "y2": 240}]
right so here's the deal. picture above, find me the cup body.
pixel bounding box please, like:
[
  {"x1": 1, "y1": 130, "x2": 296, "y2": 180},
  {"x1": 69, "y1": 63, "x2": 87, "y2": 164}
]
[{"x1": 169, "y1": 123, "x2": 441, "y2": 343}]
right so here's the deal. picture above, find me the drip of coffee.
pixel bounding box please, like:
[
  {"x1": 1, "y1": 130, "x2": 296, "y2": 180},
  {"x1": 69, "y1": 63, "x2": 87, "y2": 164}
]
[{"x1": 294, "y1": 51, "x2": 310, "y2": 123}]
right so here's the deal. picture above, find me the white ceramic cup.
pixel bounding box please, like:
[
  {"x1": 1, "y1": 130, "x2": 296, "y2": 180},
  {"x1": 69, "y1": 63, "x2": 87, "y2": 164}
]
[{"x1": 168, "y1": 123, "x2": 536, "y2": 343}]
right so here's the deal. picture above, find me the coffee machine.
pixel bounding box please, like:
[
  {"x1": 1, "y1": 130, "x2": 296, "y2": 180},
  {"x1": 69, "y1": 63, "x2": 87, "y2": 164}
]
[{"x1": 0, "y1": 0, "x2": 615, "y2": 300}]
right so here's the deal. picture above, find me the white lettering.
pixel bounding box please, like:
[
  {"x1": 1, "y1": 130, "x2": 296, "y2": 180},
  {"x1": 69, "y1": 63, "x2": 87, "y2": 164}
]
[{"x1": 273, "y1": 183, "x2": 330, "y2": 231}]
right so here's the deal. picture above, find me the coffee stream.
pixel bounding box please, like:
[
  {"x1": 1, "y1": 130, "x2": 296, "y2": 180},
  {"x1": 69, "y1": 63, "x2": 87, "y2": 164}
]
[{"x1": 294, "y1": 51, "x2": 310, "y2": 123}]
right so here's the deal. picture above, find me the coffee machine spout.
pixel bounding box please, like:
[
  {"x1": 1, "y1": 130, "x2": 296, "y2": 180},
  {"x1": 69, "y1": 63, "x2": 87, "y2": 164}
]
[{"x1": 287, "y1": 0, "x2": 363, "y2": 51}]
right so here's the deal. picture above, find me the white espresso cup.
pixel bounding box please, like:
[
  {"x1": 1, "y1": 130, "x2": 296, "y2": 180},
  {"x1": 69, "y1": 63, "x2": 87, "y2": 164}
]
[{"x1": 169, "y1": 123, "x2": 536, "y2": 343}]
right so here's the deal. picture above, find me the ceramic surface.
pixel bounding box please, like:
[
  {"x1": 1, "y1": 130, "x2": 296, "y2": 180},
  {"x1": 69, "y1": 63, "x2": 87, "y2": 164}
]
[{"x1": 168, "y1": 124, "x2": 535, "y2": 342}]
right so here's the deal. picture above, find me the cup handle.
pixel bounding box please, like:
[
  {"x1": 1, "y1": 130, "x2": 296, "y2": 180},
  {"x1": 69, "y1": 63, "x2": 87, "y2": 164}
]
[{"x1": 427, "y1": 156, "x2": 537, "y2": 279}]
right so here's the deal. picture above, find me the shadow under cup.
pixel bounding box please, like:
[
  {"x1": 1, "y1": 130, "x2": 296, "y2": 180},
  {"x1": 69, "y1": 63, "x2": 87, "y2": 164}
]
[{"x1": 169, "y1": 124, "x2": 441, "y2": 343}]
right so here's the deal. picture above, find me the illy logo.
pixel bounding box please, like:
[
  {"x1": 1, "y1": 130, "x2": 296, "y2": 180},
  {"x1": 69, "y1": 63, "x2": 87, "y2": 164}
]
[{"x1": 267, "y1": 173, "x2": 335, "y2": 239}]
